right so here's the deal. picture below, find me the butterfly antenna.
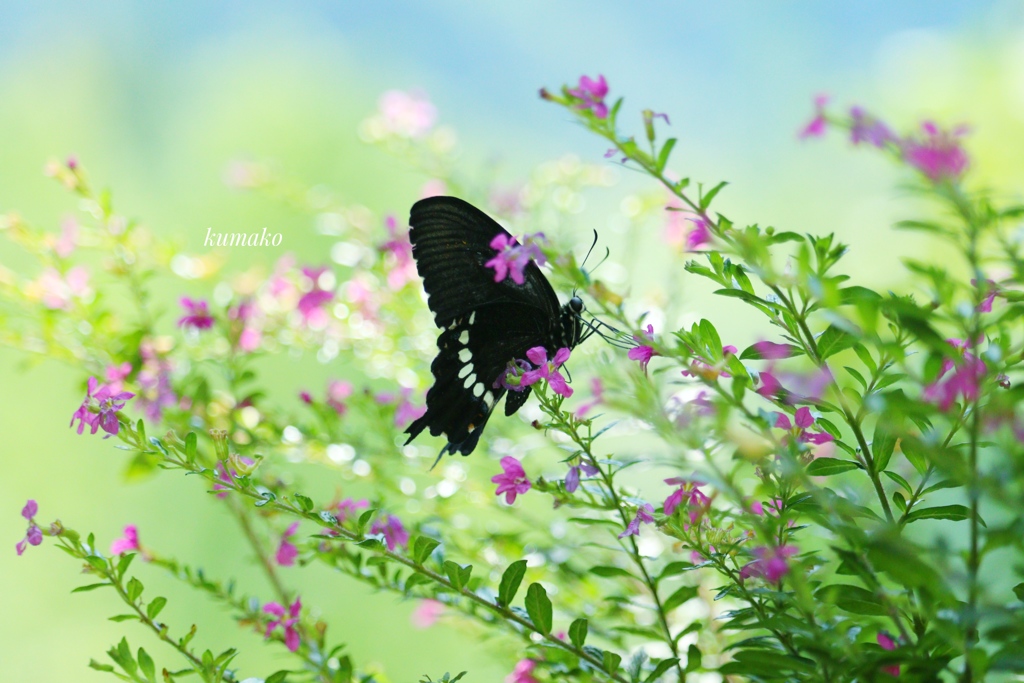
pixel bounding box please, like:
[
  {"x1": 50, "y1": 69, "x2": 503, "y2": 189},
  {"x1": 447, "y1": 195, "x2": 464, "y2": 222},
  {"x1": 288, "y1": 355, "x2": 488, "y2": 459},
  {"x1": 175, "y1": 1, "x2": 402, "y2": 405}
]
[
  {"x1": 429, "y1": 445, "x2": 448, "y2": 471},
  {"x1": 579, "y1": 229, "x2": 599, "y2": 272}
]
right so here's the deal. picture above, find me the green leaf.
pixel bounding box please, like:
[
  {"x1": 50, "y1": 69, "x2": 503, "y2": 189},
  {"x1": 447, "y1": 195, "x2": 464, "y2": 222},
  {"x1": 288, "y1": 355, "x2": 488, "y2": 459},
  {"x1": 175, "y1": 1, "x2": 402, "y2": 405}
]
[
  {"x1": 88, "y1": 660, "x2": 115, "y2": 672},
  {"x1": 699, "y1": 181, "x2": 728, "y2": 211},
  {"x1": 895, "y1": 219, "x2": 948, "y2": 234},
  {"x1": 109, "y1": 614, "x2": 141, "y2": 622},
  {"x1": 184, "y1": 432, "x2": 198, "y2": 462},
  {"x1": 905, "y1": 505, "x2": 979, "y2": 525},
  {"x1": 147, "y1": 597, "x2": 167, "y2": 620},
  {"x1": 739, "y1": 342, "x2": 802, "y2": 360},
  {"x1": 656, "y1": 138, "x2": 677, "y2": 173},
  {"x1": 685, "y1": 644, "x2": 702, "y2": 672},
  {"x1": 86, "y1": 555, "x2": 108, "y2": 572},
  {"x1": 294, "y1": 494, "x2": 314, "y2": 512},
  {"x1": 662, "y1": 584, "x2": 698, "y2": 612},
  {"x1": 443, "y1": 561, "x2": 472, "y2": 591},
  {"x1": 872, "y1": 421, "x2": 897, "y2": 474},
  {"x1": 806, "y1": 458, "x2": 861, "y2": 476},
  {"x1": 844, "y1": 366, "x2": 867, "y2": 389},
  {"x1": 127, "y1": 577, "x2": 144, "y2": 603},
  {"x1": 603, "y1": 651, "x2": 623, "y2": 674},
  {"x1": 922, "y1": 478, "x2": 961, "y2": 495},
  {"x1": 497, "y1": 559, "x2": 528, "y2": 607},
  {"x1": 814, "y1": 584, "x2": 887, "y2": 615},
  {"x1": 657, "y1": 561, "x2": 695, "y2": 581},
  {"x1": 413, "y1": 536, "x2": 441, "y2": 564},
  {"x1": 817, "y1": 325, "x2": 859, "y2": 359},
  {"x1": 138, "y1": 648, "x2": 156, "y2": 680},
  {"x1": 266, "y1": 672, "x2": 289, "y2": 683},
  {"x1": 892, "y1": 491, "x2": 907, "y2": 513},
  {"x1": 525, "y1": 583, "x2": 553, "y2": 635},
  {"x1": 883, "y1": 471, "x2": 913, "y2": 494},
  {"x1": 357, "y1": 508, "x2": 377, "y2": 531},
  {"x1": 643, "y1": 658, "x2": 679, "y2": 683},
  {"x1": 569, "y1": 618, "x2": 588, "y2": 648},
  {"x1": 590, "y1": 565, "x2": 635, "y2": 579},
  {"x1": 72, "y1": 583, "x2": 111, "y2": 593},
  {"x1": 1013, "y1": 583, "x2": 1024, "y2": 602},
  {"x1": 901, "y1": 438, "x2": 929, "y2": 475}
]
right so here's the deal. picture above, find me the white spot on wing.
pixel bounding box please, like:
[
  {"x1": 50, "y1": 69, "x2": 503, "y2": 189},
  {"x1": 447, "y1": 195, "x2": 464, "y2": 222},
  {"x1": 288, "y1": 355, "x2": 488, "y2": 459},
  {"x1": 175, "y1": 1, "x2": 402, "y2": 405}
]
[
  {"x1": 483, "y1": 392, "x2": 495, "y2": 409},
  {"x1": 459, "y1": 329, "x2": 469, "y2": 345},
  {"x1": 468, "y1": 311, "x2": 476, "y2": 325},
  {"x1": 463, "y1": 372, "x2": 476, "y2": 388},
  {"x1": 458, "y1": 348, "x2": 472, "y2": 363},
  {"x1": 473, "y1": 383, "x2": 484, "y2": 397},
  {"x1": 458, "y1": 364, "x2": 473, "y2": 379}
]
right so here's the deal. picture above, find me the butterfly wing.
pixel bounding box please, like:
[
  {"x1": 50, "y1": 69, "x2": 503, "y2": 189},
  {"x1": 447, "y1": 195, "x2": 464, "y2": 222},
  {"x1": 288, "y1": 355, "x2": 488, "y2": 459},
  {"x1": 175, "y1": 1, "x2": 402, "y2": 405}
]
[{"x1": 405, "y1": 196, "x2": 561, "y2": 455}]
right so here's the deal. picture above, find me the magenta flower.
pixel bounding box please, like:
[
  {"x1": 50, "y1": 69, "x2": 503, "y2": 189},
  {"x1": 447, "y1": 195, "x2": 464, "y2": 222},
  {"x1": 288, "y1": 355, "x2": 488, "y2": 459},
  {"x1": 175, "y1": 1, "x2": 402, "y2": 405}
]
[
  {"x1": 492, "y1": 457, "x2": 531, "y2": 504},
  {"x1": 923, "y1": 338, "x2": 986, "y2": 411},
  {"x1": 336, "y1": 498, "x2": 370, "y2": 522},
  {"x1": 506, "y1": 659, "x2": 539, "y2": 683},
  {"x1": 70, "y1": 377, "x2": 135, "y2": 437},
  {"x1": 299, "y1": 390, "x2": 314, "y2": 404},
  {"x1": 663, "y1": 478, "x2": 710, "y2": 528},
  {"x1": 371, "y1": 514, "x2": 409, "y2": 551},
  {"x1": 212, "y1": 456, "x2": 254, "y2": 498},
  {"x1": 568, "y1": 74, "x2": 610, "y2": 119},
  {"x1": 297, "y1": 266, "x2": 335, "y2": 326},
  {"x1": 375, "y1": 387, "x2": 427, "y2": 427},
  {"x1": 755, "y1": 370, "x2": 784, "y2": 398},
  {"x1": 229, "y1": 299, "x2": 263, "y2": 352},
  {"x1": 411, "y1": 599, "x2": 445, "y2": 629},
  {"x1": 685, "y1": 217, "x2": 711, "y2": 251},
  {"x1": 775, "y1": 407, "x2": 834, "y2": 445},
  {"x1": 264, "y1": 597, "x2": 302, "y2": 652},
  {"x1": 901, "y1": 121, "x2": 969, "y2": 182},
  {"x1": 877, "y1": 632, "x2": 900, "y2": 676},
  {"x1": 110, "y1": 525, "x2": 141, "y2": 556},
  {"x1": 16, "y1": 499, "x2": 43, "y2": 556},
  {"x1": 972, "y1": 278, "x2": 1002, "y2": 313},
  {"x1": 484, "y1": 233, "x2": 547, "y2": 285},
  {"x1": 136, "y1": 342, "x2": 176, "y2": 422},
  {"x1": 276, "y1": 522, "x2": 300, "y2": 566},
  {"x1": 799, "y1": 94, "x2": 830, "y2": 139},
  {"x1": 564, "y1": 460, "x2": 600, "y2": 493},
  {"x1": 523, "y1": 346, "x2": 573, "y2": 397},
  {"x1": 752, "y1": 341, "x2": 794, "y2": 360},
  {"x1": 618, "y1": 503, "x2": 655, "y2": 539},
  {"x1": 575, "y1": 377, "x2": 605, "y2": 418},
  {"x1": 849, "y1": 106, "x2": 895, "y2": 148},
  {"x1": 628, "y1": 324, "x2": 657, "y2": 374},
  {"x1": 381, "y1": 215, "x2": 418, "y2": 290},
  {"x1": 739, "y1": 545, "x2": 799, "y2": 583},
  {"x1": 681, "y1": 344, "x2": 737, "y2": 380},
  {"x1": 178, "y1": 297, "x2": 215, "y2": 330},
  {"x1": 104, "y1": 362, "x2": 132, "y2": 393},
  {"x1": 496, "y1": 358, "x2": 535, "y2": 392},
  {"x1": 326, "y1": 380, "x2": 353, "y2": 416}
]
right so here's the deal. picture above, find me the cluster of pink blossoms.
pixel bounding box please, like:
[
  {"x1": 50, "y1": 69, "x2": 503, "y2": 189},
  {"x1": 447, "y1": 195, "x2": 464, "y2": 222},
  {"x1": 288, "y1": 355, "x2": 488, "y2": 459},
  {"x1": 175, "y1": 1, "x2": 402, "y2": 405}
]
[
  {"x1": 16, "y1": 500, "x2": 43, "y2": 556},
  {"x1": 497, "y1": 346, "x2": 573, "y2": 397},
  {"x1": 922, "y1": 338, "x2": 987, "y2": 411},
  {"x1": 485, "y1": 232, "x2": 548, "y2": 285},
  {"x1": 263, "y1": 597, "x2": 302, "y2": 652},
  {"x1": 801, "y1": 95, "x2": 970, "y2": 183},
  {"x1": 70, "y1": 377, "x2": 135, "y2": 437}
]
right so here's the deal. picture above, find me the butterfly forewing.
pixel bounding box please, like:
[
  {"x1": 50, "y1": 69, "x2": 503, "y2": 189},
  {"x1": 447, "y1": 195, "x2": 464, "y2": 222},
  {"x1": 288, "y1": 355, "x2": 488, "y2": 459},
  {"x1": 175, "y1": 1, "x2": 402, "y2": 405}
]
[{"x1": 405, "y1": 196, "x2": 573, "y2": 456}]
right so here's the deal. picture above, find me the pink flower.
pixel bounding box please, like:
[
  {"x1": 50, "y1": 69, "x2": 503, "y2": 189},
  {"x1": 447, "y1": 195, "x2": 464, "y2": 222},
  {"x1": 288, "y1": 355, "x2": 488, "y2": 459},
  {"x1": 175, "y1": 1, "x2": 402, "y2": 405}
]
[
  {"x1": 685, "y1": 217, "x2": 711, "y2": 251},
  {"x1": 492, "y1": 457, "x2": 531, "y2": 504},
  {"x1": 375, "y1": 387, "x2": 427, "y2": 427},
  {"x1": 618, "y1": 503, "x2": 655, "y2": 539},
  {"x1": 411, "y1": 599, "x2": 444, "y2": 628},
  {"x1": 276, "y1": 522, "x2": 300, "y2": 566},
  {"x1": 484, "y1": 233, "x2": 547, "y2": 285},
  {"x1": 901, "y1": 121, "x2": 969, "y2": 182},
  {"x1": 136, "y1": 341, "x2": 176, "y2": 422},
  {"x1": 774, "y1": 407, "x2": 833, "y2": 445},
  {"x1": 55, "y1": 215, "x2": 79, "y2": 258},
  {"x1": 70, "y1": 377, "x2": 135, "y2": 437},
  {"x1": 297, "y1": 266, "x2": 334, "y2": 326},
  {"x1": 370, "y1": 515, "x2": 409, "y2": 551},
  {"x1": 336, "y1": 498, "x2": 370, "y2": 522},
  {"x1": 381, "y1": 215, "x2": 418, "y2": 290},
  {"x1": 923, "y1": 338, "x2": 986, "y2": 411},
  {"x1": 104, "y1": 362, "x2": 132, "y2": 393},
  {"x1": 565, "y1": 460, "x2": 600, "y2": 493},
  {"x1": 230, "y1": 299, "x2": 262, "y2": 352},
  {"x1": 575, "y1": 377, "x2": 605, "y2": 418},
  {"x1": 420, "y1": 179, "x2": 447, "y2": 199},
  {"x1": 178, "y1": 297, "x2": 215, "y2": 330},
  {"x1": 877, "y1": 632, "x2": 900, "y2": 676},
  {"x1": 264, "y1": 598, "x2": 302, "y2": 652},
  {"x1": 326, "y1": 380, "x2": 353, "y2": 416},
  {"x1": 16, "y1": 499, "x2": 43, "y2": 556},
  {"x1": 972, "y1": 278, "x2": 1002, "y2": 313},
  {"x1": 496, "y1": 358, "x2": 534, "y2": 392},
  {"x1": 849, "y1": 106, "x2": 894, "y2": 148},
  {"x1": 663, "y1": 478, "x2": 710, "y2": 527},
  {"x1": 628, "y1": 324, "x2": 657, "y2": 374},
  {"x1": 506, "y1": 659, "x2": 539, "y2": 683},
  {"x1": 681, "y1": 344, "x2": 737, "y2": 380},
  {"x1": 523, "y1": 346, "x2": 573, "y2": 397},
  {"x1": 212, "y1": 456, "x2": 254, "y2": 498},
  {"x1": 799, "y1": 94, "x2": 830, "y2": 139},
  {"x1": 568, "y1": 74, "x2": 610, "y2": 119},
  {"x1": 36, "y1": 266, "x2": 90, "y2": 309},
  {"x1": 739, "y1": 545, "x2": 799, "y2": 583},
  {"x1": 378, "y1": 90, "x2": 437, "y2": 138},
  {"x1": 752, "y1": 341, "x2": 794, "y2": 360},
  {"x1": 110, "y1": 525, "x2": 141, "y2": 555}
]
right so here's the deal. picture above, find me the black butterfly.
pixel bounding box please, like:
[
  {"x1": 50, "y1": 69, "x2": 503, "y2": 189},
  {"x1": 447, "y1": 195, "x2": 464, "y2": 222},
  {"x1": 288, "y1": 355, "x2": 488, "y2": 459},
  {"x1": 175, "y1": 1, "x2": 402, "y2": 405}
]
[{"x1": 403, "y1": 196, "x2": 587, "y2": 458}]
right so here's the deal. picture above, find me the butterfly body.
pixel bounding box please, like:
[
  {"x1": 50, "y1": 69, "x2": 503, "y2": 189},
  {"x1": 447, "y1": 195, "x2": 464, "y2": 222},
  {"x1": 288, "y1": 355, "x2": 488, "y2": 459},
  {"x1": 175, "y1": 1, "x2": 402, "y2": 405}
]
[{"x1": 404, "y1": 196, "x2": 584, "y2": 456}]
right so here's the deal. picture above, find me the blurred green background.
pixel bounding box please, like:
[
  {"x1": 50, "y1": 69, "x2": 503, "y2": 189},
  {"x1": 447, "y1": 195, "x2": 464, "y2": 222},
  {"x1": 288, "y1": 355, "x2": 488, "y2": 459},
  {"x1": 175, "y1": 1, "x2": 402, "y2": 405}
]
[{"x1": 3, "y1": 2, "x2": 1024, "y2": 681}]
